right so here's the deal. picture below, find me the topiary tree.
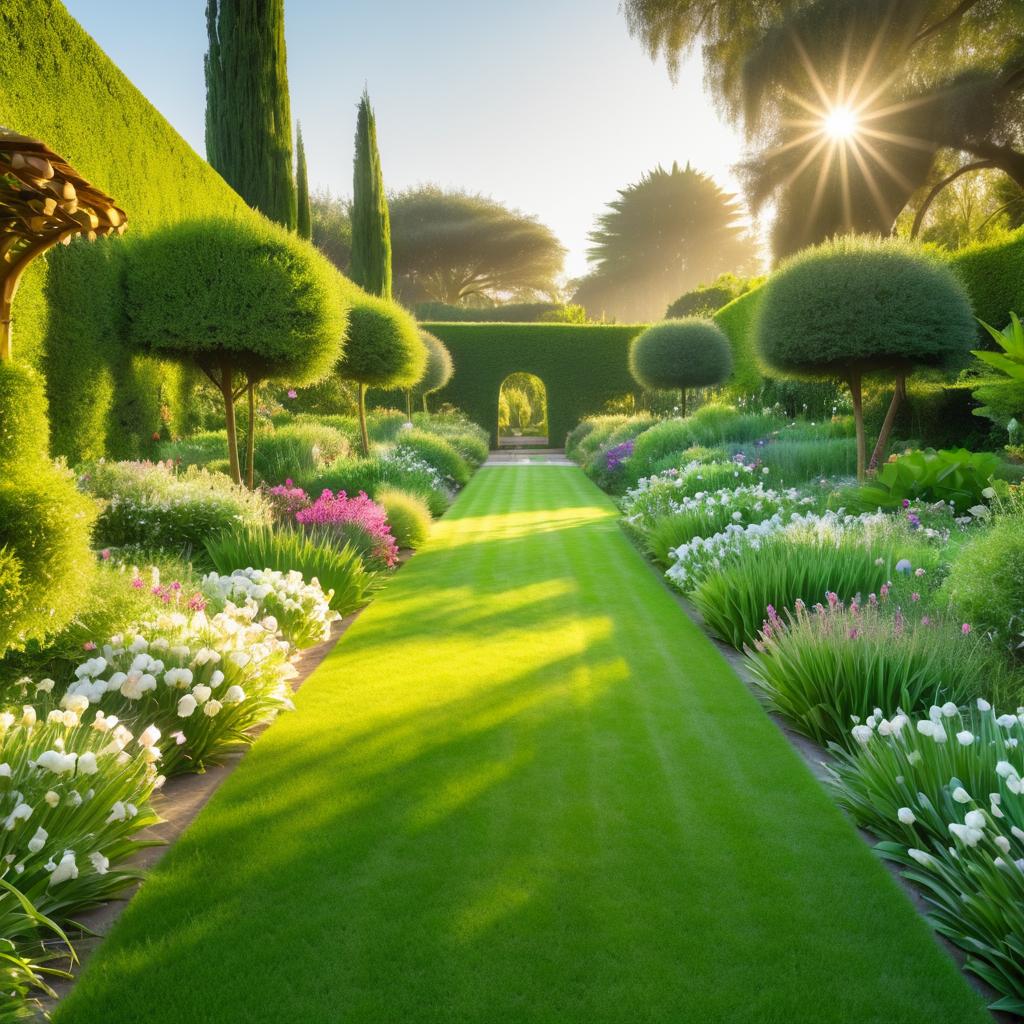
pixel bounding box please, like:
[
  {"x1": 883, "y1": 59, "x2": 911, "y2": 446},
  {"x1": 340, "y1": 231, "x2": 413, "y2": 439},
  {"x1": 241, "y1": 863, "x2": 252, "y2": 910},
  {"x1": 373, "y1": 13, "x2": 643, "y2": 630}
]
[
  {"x1": 350, "y1": 89, "x2": 392, "y2": 300},
  {"x1": 338, "y1": 290, "x2": 426, "y2": 455},
  {"x1": 756, "y1": 236, "x2": 976, "y2": 480},
  {"x1": 126, "y1": 216, "x2": 348, "y2": 485},
  {"x1": 413, "y1": 331, "x2": 454, "y2": 414},
  {"x1": 629, "y1": 318, "x2": 733, "y2": 416}
]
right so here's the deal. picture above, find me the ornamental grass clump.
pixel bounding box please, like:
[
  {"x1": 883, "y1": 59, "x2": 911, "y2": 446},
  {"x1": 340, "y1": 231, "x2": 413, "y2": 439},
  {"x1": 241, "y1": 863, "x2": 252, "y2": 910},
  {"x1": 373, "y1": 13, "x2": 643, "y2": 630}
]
[
  {"x1": 828, "y1": 702, "x2": 1024, "y2": 1013},
  {"x1": 748, "y1": 596, "x2": 989, "y2": 747},
  {"x1": 375, "y1": 486, "x2": 431, "y2": 549}
]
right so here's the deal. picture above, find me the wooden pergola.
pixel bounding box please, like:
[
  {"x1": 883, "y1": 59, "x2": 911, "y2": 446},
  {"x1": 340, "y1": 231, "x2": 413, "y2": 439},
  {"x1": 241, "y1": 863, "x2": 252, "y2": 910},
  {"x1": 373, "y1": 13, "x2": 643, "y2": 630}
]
[{"x1": 0, "y1": 128, "x2": 127, "y2": 361}]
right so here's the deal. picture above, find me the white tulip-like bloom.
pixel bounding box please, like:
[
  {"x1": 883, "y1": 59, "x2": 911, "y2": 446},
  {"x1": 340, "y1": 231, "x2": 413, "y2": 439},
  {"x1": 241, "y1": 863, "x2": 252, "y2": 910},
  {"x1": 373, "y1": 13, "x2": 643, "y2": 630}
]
[
  {"x1": 941, "y1": 702, "x2": 959, "y2": 718},
  {"x1": 952, "y1": 787, "x2": 972, "y2": 804},
  {"x1": 908, "y1": 848, "x2": 936, "y2": 867},
  {"x1": 963, "y1": 810, "x2": 986, "y2": 830},
  {"x1": 44, "y1": 791, "x2": 59, "y2": 808},
  {"x1": 164, "y1": 667, "x2": 194, "y2": 689},
  {"x1": 1011, "y1": 825, "x2": 1024, "y2": 842},
  {"x1": 978, "y1": 698, "x2": 992, "y2": 712},
  {"x1": 204, "y1": 700, "x2": 223, "y2": 717},
  {"x1": 956, "y1": 730, "x2": 975, "y2": 746},
  {"x1": 851, "y1": 725, "x2": 873, "y2": 745},
  {"x1": 49, "y1": 851, "x2": 78, "y2": 886},
  {"x1": 3, "y1": 802, "x2": 32, "y2": 830},
  {"x1": 20, "y1": 707, "x2": 35, "y2": 728},
  {"x1": 27, "y1": 827, "x2": 47, "y2": 853},
  {"x1": 176, "y1": 695, "x2": 197, "y2": 718},
  {"x1": 997, "y1": 714, "x2": 1018, "y2": 728},
  {"x1": 949, "y1": 823, "x2": 984, "y2": 847},
  {"x1": 61, "y1": 694, "x2": 90, "y2": 715},
  {"x1": 996, "y1": 760, "x2": 1020, "y2": 779},
  {"x1": 107, "y1": 801, "x2": 128, "y2": 823},
  {"x1": 210, "y1": 670, "x2": 225, "y2": 688},
  {"x1": 192, "y1": 685, "x2": 212, "y2": 704},
  {"x1": 995, "y1": 835, "x2": 1011, "y2": 854},
  {"x1": 36, "y1": 750, "x2": 78, "y2": 776},
  {"x1": 897, "y1": 808, "x2": 916, "y2": 825},
  {"x1": 36, "y1": 678, "x2": 54, "y2": 694},
  {"x1": 224, "y1": 685, "x2": 245, "y2": 704},
  {"x1": 917, "y1": 720, "x2": 937, "y2": 737},
  {"x1": 77, "y1": 752, "x2": 99, "y2": 775},
  {"x1": 0, "y1": 764, "x2": 10, "y2": 779},
  {"x1": 89, "y1": 851, "x2": 109, "y2": 875}
]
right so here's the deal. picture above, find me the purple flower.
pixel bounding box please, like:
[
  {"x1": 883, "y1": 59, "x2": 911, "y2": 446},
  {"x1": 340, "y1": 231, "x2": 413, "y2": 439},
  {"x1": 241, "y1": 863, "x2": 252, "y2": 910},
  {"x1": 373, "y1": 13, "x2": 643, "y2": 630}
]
[
  {"x1": 287, "y1": 389, "x2": 298, "y2": 399},
  {"x1": 902, "y1": 499, "x2": 911, "y2": 508},
  {"x1": 895, "y1": 559, "x2": 912, "y2": 575},
  {"x1": 605, "y1": 440, "x2": 635, "y2": 473},
  {"x1": 962, "y1": 623, "x2": 972, "y2": 635}
]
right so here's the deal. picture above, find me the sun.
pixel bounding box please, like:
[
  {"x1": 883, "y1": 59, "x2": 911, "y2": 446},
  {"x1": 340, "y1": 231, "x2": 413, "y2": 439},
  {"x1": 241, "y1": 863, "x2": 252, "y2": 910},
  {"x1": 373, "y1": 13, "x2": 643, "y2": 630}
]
[{"x1": 823, "y1": 105, "x2": 858, "y2": 140}]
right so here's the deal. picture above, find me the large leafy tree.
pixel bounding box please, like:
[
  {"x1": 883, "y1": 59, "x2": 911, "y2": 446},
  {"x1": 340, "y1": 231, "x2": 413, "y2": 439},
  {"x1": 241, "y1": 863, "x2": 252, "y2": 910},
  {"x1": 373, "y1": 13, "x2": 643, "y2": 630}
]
[
  {"x1": 389, "y1": 186, "x2": 565, "y2": 305},
  {"x1": 350, "y1": 89, "x2": 392, "y2": 299},
  {"x1": 623, "y1": 0, "x2": 1024, "y2": 258},
  {"x1": 574, "y1": 162, "x2": 753, "y2": 322},
  {"x1": 205, "y1": 0, "x2": 296, "y2": 230}
]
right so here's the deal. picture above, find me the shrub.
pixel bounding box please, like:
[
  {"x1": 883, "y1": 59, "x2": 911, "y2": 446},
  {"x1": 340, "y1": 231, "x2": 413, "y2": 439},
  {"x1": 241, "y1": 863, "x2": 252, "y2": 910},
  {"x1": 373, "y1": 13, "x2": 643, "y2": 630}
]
[
  {"x1": 740, "y1": 438, "x2": 858, "y2": 485},
  {"x1": 757, "y1": 236, "x2": 976, "y2": 479},
  {"x1": 0, "y1": 467, "x2": 97, "y2": 657},
  {"x1": 621, "y1": 460, "x2": 759, "y2": 527},
  {"x1": 126, "y1": 216, "x2": 348, "y2": 484},
  {"x1": 395, "y1": 429, "x2": 471, "y2": 487},
  {"x1": 81, "y1": 461, "x2": 270, "y2": 556},
  {"x1": 367, "y1": 409, "x2": 411, "y2": 443},
  {"x1": 748, "y1": 598, "x2": 990, "y2": 748},
  {"x1": 828, "y1": 701, "x2": 1024, "y2": 1012},
  {"x1": 307, "y1": 453, "x2": 451, "y2": 517},
  {"x1": 295, "y1": 489, "x2": 399, "y2": 568},
  {"x1": 158, "y1": 430, "x2": 230, "y2": 469},
  {"x1": 941, "y1": 514, "x2": 1024, "y2": 648},
  {"x1": 376, "y1": 486, "x2": 431, "y2": 549},
  {"x1": 629, "y1": 319, "x2": 732, "y2": 416},
  {"x1": 0, "y1": 362, "x2": 49, "y2": 469},
  {"x1": 203, "y1": 524, "x2": 375, "y2": 616},
  {"x1": 857, "y1": 448, "x2": 1002, "y2": 514},
  {"x1": 413, "y1": 331, "x2": 454, "y2": 412},
  {"x1": 248, "y1": 423, "x2": 350, "y2": 484}
]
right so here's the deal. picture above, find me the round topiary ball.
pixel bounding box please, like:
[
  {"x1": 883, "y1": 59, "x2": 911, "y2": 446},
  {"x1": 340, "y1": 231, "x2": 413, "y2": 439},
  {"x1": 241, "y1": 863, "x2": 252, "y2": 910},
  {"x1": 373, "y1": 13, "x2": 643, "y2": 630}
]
[
  {"x1": 413, "y1": 331, "x2": 454, "y2": 398},
  {"x1": 0, "y1": 361, "x2": 50, "y2": 471},
  {"x1": 756, "y1": 235, "x2": 975, "y2": 378},
  {"x1": 629, "y1": 318, "x2": 733, "y2": 392},
  {"x1": 339, "y1": 292, "x2": 427, "y2": 390}
]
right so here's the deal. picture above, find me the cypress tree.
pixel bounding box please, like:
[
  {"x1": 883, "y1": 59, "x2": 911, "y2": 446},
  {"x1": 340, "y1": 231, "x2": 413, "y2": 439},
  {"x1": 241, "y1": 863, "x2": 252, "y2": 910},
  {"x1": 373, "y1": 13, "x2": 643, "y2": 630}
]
[
  {"x1": 205, "y1": 0, "x2": 297, "y2": 230},
  {"x1": 295, "y1": 121, "x2": 312, "y2": 240},
  {"x1": 350, "y1": 88, "x2": 392, "y2": 299}
]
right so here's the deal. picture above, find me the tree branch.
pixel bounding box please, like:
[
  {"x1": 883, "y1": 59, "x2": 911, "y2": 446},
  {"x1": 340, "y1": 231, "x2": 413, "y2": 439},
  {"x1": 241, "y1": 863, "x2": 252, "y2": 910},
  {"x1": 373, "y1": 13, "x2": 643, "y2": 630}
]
[
  {"x1": 911, "y1": 0, "x2": 981, "y2": 48},
  {"x1": 910, "y1": 160, "x2": 996, "y2": 238}
]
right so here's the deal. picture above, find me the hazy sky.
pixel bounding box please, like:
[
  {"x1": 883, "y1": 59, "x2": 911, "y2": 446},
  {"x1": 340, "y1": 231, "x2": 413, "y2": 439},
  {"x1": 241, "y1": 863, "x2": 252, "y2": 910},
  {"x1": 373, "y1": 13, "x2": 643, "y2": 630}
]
[{"x1": 62, "y1": 0, "x2": 751, "y2": 281}]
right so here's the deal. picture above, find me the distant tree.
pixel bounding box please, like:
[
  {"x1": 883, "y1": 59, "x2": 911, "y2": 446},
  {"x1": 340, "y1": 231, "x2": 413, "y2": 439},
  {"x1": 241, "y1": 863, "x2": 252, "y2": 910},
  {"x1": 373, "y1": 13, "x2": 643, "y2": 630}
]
[
  {"x1": 295, "y1": 121, "x2": 312, "y2": 240},
  {"x1": 311, "y1": 191, "x2": 352, "y2": 271},
  {"x1": 666, "y1": 272, "x2": 762, "y2": 319},
  {"x1": 629, "y1": 318, "x2": 733, "y2": 416},
  {"x1": 205, "y1": 0, "x2": 296, "y2": 229},
  {"x1": 350, "y1": 89, "x2": 392, "y2": 299},
  {"x1": 389, "y1": 186, "x2": 565, "y2": 305},
  {"x1": 576, "y1": 163, "x2": 753, "y2": 322},
  {"x1": 622, "y1": 0, "x2": 1024, "y2": 259}
]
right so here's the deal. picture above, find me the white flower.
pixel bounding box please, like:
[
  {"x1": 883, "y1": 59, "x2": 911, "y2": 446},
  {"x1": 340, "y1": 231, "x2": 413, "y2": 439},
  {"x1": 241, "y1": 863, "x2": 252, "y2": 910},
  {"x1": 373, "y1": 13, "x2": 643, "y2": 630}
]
[
  {"x1": 996, "y1": 760, "x2": 1019, "y2": 779},
  {"x1": 36, "y1": 750, "x2": 77, "y2": 775},
  {"x1": 897, "y1": 808, "x2": 916, "y2": 825},
  {"x1": 952, "y1": 787, "x2": 971, "y2": 804},
  {"x1": 908, "y1": 848, "x2": 935, "y2": 867},
  {"x1": 107, "y1": 801, "x2": 128, "y2": 823},
  {"x1": 192, "y1": 685, "x2": 212, "y2": 704},
  {"x1": 0, "y1": 764, "x2": 10, "y2": 779},
  {"x1": 44, "y1": 791, "x2": 59, "y2": 807},
  {"x1": 77, "y1": 752, "x2": 99, "y2": 775},
  {"x1": 138, "y1": 725, "x2": 161, "y2": 749},
  {"x1": 964, "y1": 810, "x2": 987, "y2": 830},
  {"x1": 996, "y1": 835, "x2": 1011, "y2": 854},
  {"x1": 3, "y1": 802, "x2": 32, "y2": 830},
  {"x1": 204, "y1": 700, "x2": 223, "y2": 718},
  {"x1": 20, "y1": 707, "x2": 36, "y2": 727},
  {"x1": 1011, "y1": 825, "x2": 1024, "y2": 842},
  {"x1": 956, "y1": 730, "x2": 975, "y2": 746},
  {"x1": 917, "y1": 720, "x2": 936, "y2": 737},
  {"x1": 27, "y1": 827, "x2": 47, "y2": 853},
  {"x1": 977, "y1": 698, "x2": 992, "y2": 712},
  {"x1": 907, "y1": 750, "x2": 922, "y2": 764},
  {"x1": 998, "y1": 715, "x2": 1018, "y2": 728},
  {"x1": 224, "y1": 685, "x2": 245, "y2": 704},
  {"x1": 176, "y1": 695, "x2": 197, "y2": 718},
  {"x1": 89, "y1": 851, "x2": 109, "y2": 875},
  {"x1": 164, "y1": 667, "x2": 194, "y2": 689},
  {"x1": 949, "y1": 823, "x2": 984, "y2": 847},
  {"x1": 61, "y1": 694, "x2": 90, "y2": 715},
  {"x1": 48, "y1": 851, "x2": 78, "y2": 886},
  {"x1": 941, "y1": 702, "x2": 958, "y2": 718},
  {"x1": 35, "y1": 678, "x2": 54, "y2": 694},
  {"x1": 210, "y1": 670, "x2": 225, "y2": 688}
]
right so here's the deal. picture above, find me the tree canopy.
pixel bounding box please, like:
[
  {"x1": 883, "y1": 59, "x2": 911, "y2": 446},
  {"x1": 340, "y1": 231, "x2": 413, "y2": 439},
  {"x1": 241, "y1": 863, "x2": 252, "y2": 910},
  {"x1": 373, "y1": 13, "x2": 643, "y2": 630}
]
[
  {"x1": 623, "y1": 0, "x2": 1024, "y2": 258},
  {"x1": 389, "y1": 186, "x2": 565, "y2": 305},
  {"x1": 573, "y1": 162, "x2": 754, "y2": 322},
  {"x1": 350, "y1": 89, "x2": 392, "y2": 299}
]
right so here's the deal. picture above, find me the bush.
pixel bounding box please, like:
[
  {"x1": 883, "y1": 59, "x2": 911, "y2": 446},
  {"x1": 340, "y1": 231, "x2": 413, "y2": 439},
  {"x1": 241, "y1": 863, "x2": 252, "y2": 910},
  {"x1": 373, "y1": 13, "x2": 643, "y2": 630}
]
[
  {"x1": 713, "y1": 286, "x2": 765, "y2": 397},
  {"x1": 395, "y1": 429, "x2": 471, "y2": 487},
  {"x1": 203, "y1": 524, "x2": 375, "y2": 616},
  {"x1": 367, "y1": 409, "x2": 411, "y2": 443},
  {"x1": 0, "y1": 362, "x2": 49, "y2": 469},
  {"x1": 295, "y1": 489, "x2": 399, "y2": 568},
  {"x1": 376, "y1": 486, "x2": 431, "y2": 549},
  {"x1": 307, "y1": 453, "x2": 451, "y2": 517},
  {"x1": 413, "y1": 331, "x2": 454, "y2": 408},
  {"x1": 621, "y1": 460, "x2": 760, "y2": 527},
  {"x1": 81, "y1": 461, "x2": 270, "y2": 556},
  {"x1": 248, "y1": 423, "x2": 351, "y2": 484},
  {"x1": 629, "y1": 318, "x2": 733, "y2": 411},
  {"x1": 0, "y1": 466, "x2": 97, "y2": 657},
  {"x1": 747, "y1": 599, "x2": 990, "y2": 747},
  {"x1": 857, "y1": 448, "x2": 1002, "y2": 514},
  {"x1": 941, "y1": 514, "x2": 1024, "y2": 648}
]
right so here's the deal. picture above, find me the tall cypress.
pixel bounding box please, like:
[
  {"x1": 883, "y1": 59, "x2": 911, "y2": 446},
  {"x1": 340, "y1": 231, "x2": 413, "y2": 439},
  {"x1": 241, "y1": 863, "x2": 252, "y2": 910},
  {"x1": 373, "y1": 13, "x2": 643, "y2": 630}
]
[
  {"x1": 205, "y1": 0, "x2": 297, "y2": 230},
  {"x1": 295, "y1": 121, "x2": 312, "y2": 240},
  {"x1": 350, "y1": 89, "x2": 392, "y2": 299}
]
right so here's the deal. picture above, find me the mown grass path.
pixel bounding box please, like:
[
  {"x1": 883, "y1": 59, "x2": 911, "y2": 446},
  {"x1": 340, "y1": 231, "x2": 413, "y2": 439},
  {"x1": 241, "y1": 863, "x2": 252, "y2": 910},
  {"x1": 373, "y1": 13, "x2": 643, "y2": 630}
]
[{"x1": 57, "y1": 467, "x2": 988, "y2": 1024}]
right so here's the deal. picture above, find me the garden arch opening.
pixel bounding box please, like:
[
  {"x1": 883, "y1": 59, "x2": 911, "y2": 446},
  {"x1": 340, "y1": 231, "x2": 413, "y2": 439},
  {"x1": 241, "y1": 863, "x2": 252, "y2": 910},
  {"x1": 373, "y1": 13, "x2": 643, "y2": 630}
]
[{"x1": 497, "y1": 371, "x2": 548, "y2": 448}]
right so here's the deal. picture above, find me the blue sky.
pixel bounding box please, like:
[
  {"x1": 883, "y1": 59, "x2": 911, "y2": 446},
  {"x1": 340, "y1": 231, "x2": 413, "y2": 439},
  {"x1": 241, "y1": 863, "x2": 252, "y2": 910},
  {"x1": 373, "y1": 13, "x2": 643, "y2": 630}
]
[{"x1": 63, "y1": 0, "x2": 750, "y2": 281}]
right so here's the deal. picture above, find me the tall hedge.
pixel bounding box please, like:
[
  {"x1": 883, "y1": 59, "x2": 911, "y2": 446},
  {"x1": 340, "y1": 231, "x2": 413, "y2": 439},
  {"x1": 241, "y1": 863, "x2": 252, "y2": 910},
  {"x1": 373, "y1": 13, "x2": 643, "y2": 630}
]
[
  {"x1": 425, "y1": 323, "x2": 643, "y2": 446},
  {"x1": 713, "y1": 287, "x2": 764, "y2": 398}
]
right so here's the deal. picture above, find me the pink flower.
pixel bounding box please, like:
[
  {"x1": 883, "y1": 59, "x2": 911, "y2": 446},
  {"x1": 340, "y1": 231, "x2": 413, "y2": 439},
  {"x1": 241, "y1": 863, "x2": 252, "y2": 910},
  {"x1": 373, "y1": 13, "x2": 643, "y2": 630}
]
[
  {"x1": 915, "y1": 567, "x2": 926, "y2": 578},
  {"x1": 100, "y1": 548, "x2": 111, "y2": 561},
  {"x1": 849, "y1": 628, "x2": 860, "y2": 639},
  {"x1": 910, "y1": 592, "x2": 920, "y2": 602},
  {"x1": 130, "y1": 576, "x2": 145, "y2": 590},
  {"x1": 287, "y1": 389, "x2": 298, "y2": 399},
  {"x1": 187, "y1": 594, "x2": 207, "y2": 612},
  {"x1": 295, "y1": 489, "x2": 399, "y2": 567},
  {"x1": 962, "y1": 623, "x2": 972, "y2": 635},
  {"x1": 83, "y1": 641, "x2": 97, "y2": 651},
  {"x1": 921, "y1": 616, "x2": 931, "y2": 626}
]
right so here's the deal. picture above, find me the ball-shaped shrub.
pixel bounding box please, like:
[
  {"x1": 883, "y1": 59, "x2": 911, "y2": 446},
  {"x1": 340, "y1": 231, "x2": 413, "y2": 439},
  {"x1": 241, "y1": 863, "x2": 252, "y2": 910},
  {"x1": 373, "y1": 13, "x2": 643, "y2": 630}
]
[
  {"x1": 756, "y1": 235, "x2": 975, "y2": 379},
  {"x1": 940, "y1": 514, "x2": 1024, "y2": 647},
  {"x1": 629, "y1": 318, "x2": 733, "y2": 393},
  {"x1": 338, "y1": 292, "x2": 427, "y2": 390},
  {"x1": 375, "y1": 485, "x2": 432, "y2": 549},
  {"x1": 413, "y1": 331, "x2": 454, "y2": 400},
  {"x1": 395, "y1": 428, "x2": 470, "y2": 487},
  {"x1": 0, "y1": 466, "x2": 97, "y2": 656},
  {"x1": 0, "y1": 361, "x2": 50, "y2": 470}
]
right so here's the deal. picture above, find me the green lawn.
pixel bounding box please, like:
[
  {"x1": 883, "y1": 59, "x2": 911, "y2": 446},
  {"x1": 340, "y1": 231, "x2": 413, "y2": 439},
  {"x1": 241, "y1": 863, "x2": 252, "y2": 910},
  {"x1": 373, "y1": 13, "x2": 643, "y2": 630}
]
[{"x1": 56, "y1": 467, "x2": 988, "y2": 1024}]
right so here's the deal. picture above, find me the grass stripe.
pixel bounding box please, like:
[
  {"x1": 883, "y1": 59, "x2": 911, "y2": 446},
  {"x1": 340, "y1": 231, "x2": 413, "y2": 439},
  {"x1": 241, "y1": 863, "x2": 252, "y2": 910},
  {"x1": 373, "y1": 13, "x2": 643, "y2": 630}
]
[{"x1": 55, "y1": 467, "x2": 989, "y2": 1024}]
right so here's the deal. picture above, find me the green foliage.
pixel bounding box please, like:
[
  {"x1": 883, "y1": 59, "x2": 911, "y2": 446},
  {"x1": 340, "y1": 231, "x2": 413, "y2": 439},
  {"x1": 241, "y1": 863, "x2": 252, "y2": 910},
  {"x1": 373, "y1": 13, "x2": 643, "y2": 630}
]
[
  {"x1": 629, "y1": 319, "x2": 733, "y2": 395},
  {"x1": 712, "y1": 286, "x2": 765, "y2": 397},
  {"x1": 295, "y1": 122, "x2": 312, "y2": 241},
  {"x1": 424, "y1": 322, "x2": 642, "y2": 446},
  {"x1": 339, "y1": 293, "x2": 425, "y2": 388},
  {"x1": 666, "y1": 272, "x2": 762, "y2": 319},
  {"x1": 81, "y1": 461, "x2": 270, "y2": 558},
  {"x1": 950, "y1": 229, "x2": 1024, "y2": 341},
  {"x1": 0, "y1": 466, "x2": 97, "y2": 657},
  {"x1": 864, "y1": 378, "x2": 996, "y2": 451},
  {"x1": 205, "y1": 0, "x2": 296, "y2": 229},
  {"x1": 973, "y1": 312, "x2": 1024, "y2": 381},
  {"x1": 350, "y1": 89, "x2": 392, "y2": 299},
  {"x1": 310, "y1": 191, "x2": 352, "y2": 272},
  {"x1": 395, "y1": 429, "x2": 470, "y2": 487},
  {"x1": 248, "y1": 423, "x2": 351, "y2": 485},
  {"x1": 413, "y1": 331, "x2": 454, "y2": 403},
  {"x1": 747, "y1": 602, "x2": 987, "y2": 748},
  {"x1": 413, "y1": 301, "x2": 564, "y2": 323},
  {"x1": 857, "y1": 448, "x2": 1002, "y2": 514},
  {"x1": 203, "y1": 524, "x2": 374, "y2": 616},
  {"x1": 411, "y1": 413, "x2": 489, "y2": 466},
  {"x1": 308, "y1": 456, "x2": 450, "y2": 517},
  {"x1": 941, "y1": 514, "x2": 1024, "y2": 648},
  {"x1": 375, "y1": 486, "x2": 431, "y2": 549},
  {"x1": 389, "y1": 186, "x2": 564, "y2": 305},
  {"x1": 751, "y1": 438, "x2": 858, "y2": 485},
  {"x1": 0, "y1": 362, "x2": 49, "y2": 469},
  {"x1": 757, "y1": 236, "x2": 976, "y2": 379}
]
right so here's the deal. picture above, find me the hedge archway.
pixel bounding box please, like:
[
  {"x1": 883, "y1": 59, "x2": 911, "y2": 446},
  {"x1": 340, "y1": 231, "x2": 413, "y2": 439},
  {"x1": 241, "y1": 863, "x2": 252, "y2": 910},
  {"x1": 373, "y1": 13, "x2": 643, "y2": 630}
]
[{"x1": 422, "y1": 322, "x2": 643, "y2": 447}]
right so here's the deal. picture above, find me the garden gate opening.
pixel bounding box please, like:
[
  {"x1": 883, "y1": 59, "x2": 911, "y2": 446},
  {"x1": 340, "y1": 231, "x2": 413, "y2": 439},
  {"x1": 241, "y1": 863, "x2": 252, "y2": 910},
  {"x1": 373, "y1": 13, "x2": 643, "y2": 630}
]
[{"x1": 498, "y1": 372, "x2": 548, "y2": 448}]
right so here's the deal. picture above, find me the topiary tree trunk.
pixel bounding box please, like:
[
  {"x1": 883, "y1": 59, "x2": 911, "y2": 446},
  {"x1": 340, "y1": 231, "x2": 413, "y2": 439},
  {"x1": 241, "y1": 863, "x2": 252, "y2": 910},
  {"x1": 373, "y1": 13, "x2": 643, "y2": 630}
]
[
  {"x1": 357, "y1": 382, "x2": 371, "y2": 457},
  {"x1": 847, "y1": 370, "x2": 866, "y2": 482},
  {"x1": 868, "y1": 372, "x2": 906, "y2": 473}
]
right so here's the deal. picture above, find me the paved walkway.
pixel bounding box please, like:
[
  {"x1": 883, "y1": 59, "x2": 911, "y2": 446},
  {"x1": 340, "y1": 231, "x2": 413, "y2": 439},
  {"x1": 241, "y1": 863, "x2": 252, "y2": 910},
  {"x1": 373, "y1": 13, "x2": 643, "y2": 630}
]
[{"x1": 56, "y1": 467, "x2": 988, "y2": 1024}]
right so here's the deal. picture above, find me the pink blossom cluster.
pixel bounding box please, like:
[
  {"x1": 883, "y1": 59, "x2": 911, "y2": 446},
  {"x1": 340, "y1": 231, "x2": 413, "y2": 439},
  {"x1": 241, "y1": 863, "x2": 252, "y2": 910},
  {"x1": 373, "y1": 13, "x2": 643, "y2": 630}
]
[
  {"x1": 295, "y1": 489, "x2": 399, "y2": 567},
  {"x1": 266, "y1": 479, "x2": 312, "y2": 522}
]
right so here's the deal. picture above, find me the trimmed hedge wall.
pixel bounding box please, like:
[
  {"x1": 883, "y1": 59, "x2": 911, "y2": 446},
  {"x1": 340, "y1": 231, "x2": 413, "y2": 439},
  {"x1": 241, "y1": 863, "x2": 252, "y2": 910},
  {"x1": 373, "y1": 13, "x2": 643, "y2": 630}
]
[
  {"x1": 712, "y1": 287, "x2": 764, "y2": 397},
  {"x1": 0, "y1": 0, "x2": 253, "y2": 460},
  {"x1": 424, "y1": 323, "x2": 643, "y2": 446}
]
